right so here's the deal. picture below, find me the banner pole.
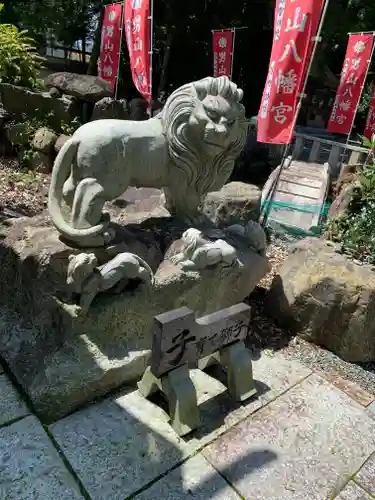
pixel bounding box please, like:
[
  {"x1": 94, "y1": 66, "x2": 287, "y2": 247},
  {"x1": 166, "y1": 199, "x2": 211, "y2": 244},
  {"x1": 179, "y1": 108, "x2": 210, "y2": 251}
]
[
  {"x1": 212, "y1": 26, "x2": 247, "y2": 33},
  {"x1": 261, "y1": 0, "x2": 331, "y2": 228},
  {"x1": 230, "y1": 28, "x2": 236, "y2": 81},
  {"x1": 114, "y1": 0, "x2": 125, "y2": 100},
  {"x1": 148, "y1": 0, "x2": 154, "y2": 117},
  {"x1": 343, "y1": 35, "x2": 375, "y2": 150},
  {"x1": 348, "y1": 30, "x2": 375, "y2": 35}
]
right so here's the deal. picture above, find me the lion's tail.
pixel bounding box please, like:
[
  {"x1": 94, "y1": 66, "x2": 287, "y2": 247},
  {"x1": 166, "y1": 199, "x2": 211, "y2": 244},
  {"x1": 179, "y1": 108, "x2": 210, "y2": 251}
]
[
  {"x1": 135, "y1": 255, "x2": 155, "y2": 285},
  {"x1": 48, "y1": 138, "x2": 106, "y2": 240}
]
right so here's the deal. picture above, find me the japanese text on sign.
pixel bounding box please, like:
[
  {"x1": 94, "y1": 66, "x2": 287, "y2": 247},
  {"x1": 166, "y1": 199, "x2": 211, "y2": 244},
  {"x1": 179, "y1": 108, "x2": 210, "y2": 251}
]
[
  {"x1": 257, "y1": 0, "x2": 325, "y2": 145},
  {"x1": 150, "y1": 303, "x2": 250, "y2": 378},
  {"x1": 213, "y1": 30, "x2": 233, "y2": 78},
  {"x1": 124, "y1": 0, "x2": 151, "y2": 101},
  {"x1": 98, "y1": 3, "x2": 123, "y2": 90},
  {"x1": 364, "y1": 84, "x2": 375, "y2": 140},
  {"x1": 327, "y1": 34, "x2": 374, "y2": 135}
]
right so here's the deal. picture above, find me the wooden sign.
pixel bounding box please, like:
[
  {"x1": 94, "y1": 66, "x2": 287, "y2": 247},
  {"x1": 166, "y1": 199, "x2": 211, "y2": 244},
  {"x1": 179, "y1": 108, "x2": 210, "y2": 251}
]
[
  {"x1": 138, "y1": 302, "x2": 256, "y2": 437},
  {"x1": 150, "y1": 303, "x2": 250, "y2": 378}
]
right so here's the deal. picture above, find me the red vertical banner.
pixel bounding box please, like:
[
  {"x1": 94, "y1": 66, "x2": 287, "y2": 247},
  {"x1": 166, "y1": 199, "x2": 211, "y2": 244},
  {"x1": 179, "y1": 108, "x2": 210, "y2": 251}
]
[
  {"x1": 98, "y1": 3, "x2": 123, "y2": 91},
  {"x1": 257, "y1": 0, "x2": 325, "y2": 144},
  {"x1": 364, "y1": 84, "x2": 375, "y2": 140},
  {"x1": 124, "y1": 0, "x2": 151, "y2": 101},
  {"x1": 327, "y1": 34, "x2": 374, "y2": 135},
  {"x1": 213, "y1": 31, "x2": 233, "y2": 78}
]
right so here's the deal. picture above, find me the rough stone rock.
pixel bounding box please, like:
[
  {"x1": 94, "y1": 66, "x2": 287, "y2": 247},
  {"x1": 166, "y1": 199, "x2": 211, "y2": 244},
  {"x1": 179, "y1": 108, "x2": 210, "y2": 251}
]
[
  {"x1": 0, "y1": 132, "x2": 13, "y2": 156},
  {"x1": 46, "y1": 72, "x2": 112, "y2": 102},
  {"x1": 54, "y1": 134, "x2": 71, "y2": 154},
  {"x1": 29, "y1": 151, "x2": 53, "y2": 173},
  {"x1": 0, "y1": 99, "x2": 9, "y2": 128},
  {"x1": 203, "y1": 182, "x2": 261, "y2": 227},
  {"x1": 91, "y1": 97, "x2": 129, "y2": 121},
  {"x1": 49, "y1": 86, "x2": 62, "y2": 98},
  {"x1": 0, "y1": 204, "x2": 270, "y2": 421},
  {"x1": 6, "y1": 122, "x2": 30, "y2": 146},
  {"x1": 328, "y1": 163, "x2": 359, "y2": 220},
  {"x1": 32, "y1": 128, "x2": 58, "y2": 154},
  {"x1": 267, "y1": 237, "x2": 375, "y2": 362},
  {"x1": 0, "y1": 83, "x2": 79, "y2": 129},
  {"x1": 128, "y1": 97, "x2": 148, "y2": 120},
  {"x1": 327, "y1": 183, "x2": 356, "y2": 220}
]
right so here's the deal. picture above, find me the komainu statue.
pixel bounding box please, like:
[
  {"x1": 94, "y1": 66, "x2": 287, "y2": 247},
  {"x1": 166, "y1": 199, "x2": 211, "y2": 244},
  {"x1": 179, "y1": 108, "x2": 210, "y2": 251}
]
[
  {"x1": 48, "y1": 76, "x2": 248, "y2": 247},
  {"x1": 66, "y1": 252, "x2": 154, "y2": 312}
]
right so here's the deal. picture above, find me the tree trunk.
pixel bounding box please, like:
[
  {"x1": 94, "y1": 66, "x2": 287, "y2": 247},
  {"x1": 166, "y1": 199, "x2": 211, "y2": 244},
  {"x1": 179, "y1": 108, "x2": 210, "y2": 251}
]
[{"x1": 87, "y1": 7, "x2": 105, "y2": 75}]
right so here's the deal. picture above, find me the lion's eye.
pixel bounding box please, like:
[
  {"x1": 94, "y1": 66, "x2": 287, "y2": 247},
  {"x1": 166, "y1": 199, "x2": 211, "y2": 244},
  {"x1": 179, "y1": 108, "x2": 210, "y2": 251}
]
[{"x1": 227, "y1": 120, "x2": 234, "y2": 127}]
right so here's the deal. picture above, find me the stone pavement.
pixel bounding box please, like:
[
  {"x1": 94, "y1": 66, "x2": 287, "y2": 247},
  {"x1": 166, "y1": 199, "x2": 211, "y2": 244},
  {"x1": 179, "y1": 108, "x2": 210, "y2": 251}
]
[{"x1": 1, "y1": 351, "x2": 375, "y2": 500}]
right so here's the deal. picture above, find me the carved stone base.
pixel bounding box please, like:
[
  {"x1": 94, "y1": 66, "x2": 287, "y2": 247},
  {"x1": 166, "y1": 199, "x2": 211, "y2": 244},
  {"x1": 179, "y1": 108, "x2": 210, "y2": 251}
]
[
  {"x1": 138, "y1": 341, "x2": 256, "y2": 437},
  {"x1": 199, "y1": 341, "x2": 257, "y2": 402},
  {"x1": 0, "y1": 208, "x2": 270, "y2": 421},
  {"x1": 138, "y1": 365, "x2": 200, "y2": 437}
]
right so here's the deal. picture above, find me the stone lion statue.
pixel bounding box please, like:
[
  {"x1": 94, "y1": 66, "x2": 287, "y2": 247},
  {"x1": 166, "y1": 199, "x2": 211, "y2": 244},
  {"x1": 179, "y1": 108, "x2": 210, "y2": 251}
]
[
  {"x1": 172, "y1": 228, "x2": 238, "y2": 271},
  {"x1": 66, "y1": 251, "x2": 154, "y2": 311},
  {"x1": 48, "y1": 76, "x2": 248, "y2": 247}
]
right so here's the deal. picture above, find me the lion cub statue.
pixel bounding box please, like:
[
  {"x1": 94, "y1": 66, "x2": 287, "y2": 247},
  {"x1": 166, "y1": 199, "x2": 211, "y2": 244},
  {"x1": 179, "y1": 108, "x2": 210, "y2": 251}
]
[
  {"x1": 66, "y1": 252, "x2": 154, "y2": 312},
  {"x1": 171, "y1": 228, "x2": 238, "y2": 271},
  {"x1": 48, "y1": 76, "x2": 247, "y2": 248}
]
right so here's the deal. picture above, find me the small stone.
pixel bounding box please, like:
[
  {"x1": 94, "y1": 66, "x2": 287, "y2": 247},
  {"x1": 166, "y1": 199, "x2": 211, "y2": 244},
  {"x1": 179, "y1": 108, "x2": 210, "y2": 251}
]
[
  {"x1": 6, "y1": 122, "x2": 30, "y2": 146},
  {"x1": 54, "y1": 134, "x2": 71, "y2": 153},
  {"x1": 30, "y1": 150, "x2": 53, "y2": 173},
  {"x1": 32, "y1": 127, "x2": 58, "y2": 154},
  {"x1": 0, "y1": 99, "x2": 9, "y2": 127},
  {"x1": 91, "y1": 97, "x2": 129, "y2": 120},
  {"x1": 49, "y1": 86, "x2": 62, "y2": 98}
]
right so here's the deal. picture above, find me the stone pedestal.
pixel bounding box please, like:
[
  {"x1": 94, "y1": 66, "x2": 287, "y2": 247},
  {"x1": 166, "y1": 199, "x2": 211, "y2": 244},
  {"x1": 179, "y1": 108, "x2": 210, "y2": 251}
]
[{"x1": 0, "y1": 210, "x2": 270, "y2": 421}]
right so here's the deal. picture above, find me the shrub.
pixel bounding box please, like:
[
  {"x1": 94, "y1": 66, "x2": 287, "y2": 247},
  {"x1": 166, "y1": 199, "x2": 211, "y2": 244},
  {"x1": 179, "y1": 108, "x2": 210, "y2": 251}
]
[
  {"x1": 326, "y1": 136, "x2": 375, "y2": 264},
  {"x1": 0, "y1": 4, "x2": 43, "y2": 90}
]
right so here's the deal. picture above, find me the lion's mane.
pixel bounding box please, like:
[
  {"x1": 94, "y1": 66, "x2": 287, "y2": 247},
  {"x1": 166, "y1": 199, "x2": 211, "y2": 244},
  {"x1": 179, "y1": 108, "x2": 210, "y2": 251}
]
[{"x1": 159, "y1": 76, "x2": 248, "y2": 198}]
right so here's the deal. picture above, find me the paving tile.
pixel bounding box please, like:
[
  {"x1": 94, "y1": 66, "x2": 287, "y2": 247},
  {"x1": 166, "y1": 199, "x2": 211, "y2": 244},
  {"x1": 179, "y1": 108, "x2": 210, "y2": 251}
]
[
  {"x1": 318, "y1": 371, "x2": 375, "y2": 407},
  {"x1": 0, "y1": 373, "x2": 29, "y2": 426},
  {"x1": 355, "y1": 453, "x2": 375, "y2": 496},
  {"x1": 186, "y1": 351, "x2": 312, "y2": 449},
  {"x1": 50, "y1": 390, "x2": 190, "y2": 500},
  {"x1": 203, "y1": 374, "x2": 375, "y2": 500},
  {"x1": 49, "y1": 352, "x2": 312, "y2": 499},
  {"x1": 134, "y1": 454, "x2": 241, "y2": 499},
  {"x1": 368, "y1": 400, "x2": 375, "y2": 414},
  {"x1": 252, "y1": 350, "x2": 312, "y2": 404},
  {"x1": 0, "y1": 415, "x2": 83, "y2": 499},
  {"x1": 335, "y1": 481, "x2": 373, "y2": 499}
]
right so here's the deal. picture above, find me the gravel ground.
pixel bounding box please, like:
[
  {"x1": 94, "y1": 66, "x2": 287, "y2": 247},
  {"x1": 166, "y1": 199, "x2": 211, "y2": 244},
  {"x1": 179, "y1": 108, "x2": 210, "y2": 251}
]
[{"x1": 250, "y1": 234, "x2": 375, "y2": 398}]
